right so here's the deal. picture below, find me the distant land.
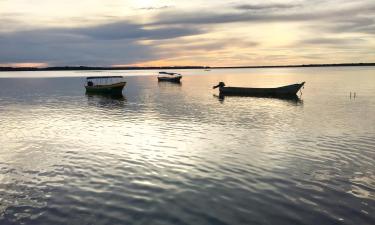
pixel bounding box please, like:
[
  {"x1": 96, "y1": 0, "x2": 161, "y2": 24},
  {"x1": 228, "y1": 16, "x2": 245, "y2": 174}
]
[{"x1": 0, "y1": 63, "x2": 374, "y2": 72}]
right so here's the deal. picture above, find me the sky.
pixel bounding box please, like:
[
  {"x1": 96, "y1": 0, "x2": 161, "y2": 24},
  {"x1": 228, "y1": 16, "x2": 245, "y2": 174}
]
[{"x1": 0, "y1": 0, "x2": 374, "y2": 67}]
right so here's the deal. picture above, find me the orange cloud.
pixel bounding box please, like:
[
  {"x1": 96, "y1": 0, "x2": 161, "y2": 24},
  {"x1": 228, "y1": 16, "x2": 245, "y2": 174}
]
[{"x1": 0, "y1": 63, "x2": 48, "y2": 68}]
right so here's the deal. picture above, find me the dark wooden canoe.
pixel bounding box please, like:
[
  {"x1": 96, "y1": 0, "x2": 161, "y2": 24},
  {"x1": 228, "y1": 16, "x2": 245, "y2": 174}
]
[{"x1": 213, "y1": 82, "x2": 305, "y2": 97}]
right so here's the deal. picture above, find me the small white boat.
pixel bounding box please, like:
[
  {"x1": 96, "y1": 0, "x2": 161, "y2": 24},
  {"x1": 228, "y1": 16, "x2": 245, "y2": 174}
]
[
  {"x1": 85, "y1": 76, "x2": 126, "y2": 94},
  {"x1": 158, "y1": 72, "x2": 182, "y2": 83}
]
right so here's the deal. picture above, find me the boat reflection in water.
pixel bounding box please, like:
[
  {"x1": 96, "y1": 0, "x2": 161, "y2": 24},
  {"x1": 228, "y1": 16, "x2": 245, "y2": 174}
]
[
  {"x1": 215, "y1": 93, "x2": 303, "y2": 104},
  {"x1": 86, "y1": 92, "x2": 126, "y2": 109},
  {"x1": 157, "y1": 80, "x2": 182, "y2": 88}
]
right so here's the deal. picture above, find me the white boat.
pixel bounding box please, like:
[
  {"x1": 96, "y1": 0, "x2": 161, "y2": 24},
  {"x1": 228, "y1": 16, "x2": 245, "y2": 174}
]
[
  {"x1": 85, "y1": 76, "x2": 126, "y2": 94},
  {"x1": 158, "y1": 72, "x2": 182, "y2": 83}
]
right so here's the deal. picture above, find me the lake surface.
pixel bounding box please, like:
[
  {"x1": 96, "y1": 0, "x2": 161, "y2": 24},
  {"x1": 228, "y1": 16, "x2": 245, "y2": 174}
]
[{"x1": 0, "y1": 67, "x2": 374, "y2": 225}]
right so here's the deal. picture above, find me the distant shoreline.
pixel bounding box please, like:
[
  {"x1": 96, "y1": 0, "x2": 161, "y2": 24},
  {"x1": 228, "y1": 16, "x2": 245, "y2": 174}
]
[{"x1": 0, "y1": 63, "x2": 374, "y2": 72}]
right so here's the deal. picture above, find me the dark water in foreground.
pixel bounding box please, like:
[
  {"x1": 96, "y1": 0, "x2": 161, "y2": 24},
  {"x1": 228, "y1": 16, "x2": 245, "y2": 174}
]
[{"x1": 0, "y1": 67, "x2": 374, "y2": 225}]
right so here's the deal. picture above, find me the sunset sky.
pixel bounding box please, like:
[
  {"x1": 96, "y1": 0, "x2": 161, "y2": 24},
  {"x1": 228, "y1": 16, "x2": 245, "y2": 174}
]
[{"x1": 0, "y1": 0, "x2": 374, "y2": 67}]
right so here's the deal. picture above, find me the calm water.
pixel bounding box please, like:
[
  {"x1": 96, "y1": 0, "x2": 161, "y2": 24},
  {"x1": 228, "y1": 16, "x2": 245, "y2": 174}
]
[{"x1": 0, "y1": 67, "x2": 374, "y2": 225}]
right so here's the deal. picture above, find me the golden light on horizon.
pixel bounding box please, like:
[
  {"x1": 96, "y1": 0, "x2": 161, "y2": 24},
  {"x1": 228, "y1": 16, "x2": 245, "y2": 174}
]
[{"x1": 0, "y1": 63, "x2": 49, "y2": 68}]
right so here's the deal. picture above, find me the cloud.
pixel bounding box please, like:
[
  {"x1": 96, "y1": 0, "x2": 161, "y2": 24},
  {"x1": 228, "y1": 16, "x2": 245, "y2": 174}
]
[
  {"x1": 150, "y1": 11, "x2": 312, "y2": 26},
  {"x1": 0, "y1": 32, "x2": 152, "y2": 66},
  {"x1": 150, "y1": 1, "x2": 375, "y2": 26},
  {"x1": 155, "y1": 38, "x2": 259, "y2": 53},
  {"x1": 139, "y1": 6, "x2": 171, "y2": 11},
  {"x1": 235, "y1": 3, "x2": 300, "y2": 10},
  {"x1": 320, "y1": 17, "x2": 375, "y2": 35},
  {"x1": 73, "y1": 21, "x2": 203, "y2": 40},
  {"x1": 0, "y1": 20, "x2": 204, "y2": 66},
  {"x1": 1, "y1": 0, "x2": 374, "y2": 66},
  {"x1": 299, "y1": 37, "x2": 367, "y2": 46}
]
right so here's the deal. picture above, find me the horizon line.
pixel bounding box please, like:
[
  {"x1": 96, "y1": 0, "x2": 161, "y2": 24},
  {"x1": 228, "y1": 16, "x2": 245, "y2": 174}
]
[{"x1": 0, "y1": 62, "x2": 374, "y2": 71}]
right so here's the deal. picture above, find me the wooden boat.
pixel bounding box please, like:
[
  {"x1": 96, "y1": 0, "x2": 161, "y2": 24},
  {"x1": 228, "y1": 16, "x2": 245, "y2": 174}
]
[
  {"x1": 213, "y1": 82, "x2": 305, "y2": 97},
  {"x1": 158, "y1": 72, "x2": 182, "y2": 83},
  {"x1": 85, "y1": 76, "x2": 126, "y2": 94}
]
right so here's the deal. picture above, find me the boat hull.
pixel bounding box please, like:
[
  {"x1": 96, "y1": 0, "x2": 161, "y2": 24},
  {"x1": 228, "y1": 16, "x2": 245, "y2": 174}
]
[
  {"x1": 85, "y1": 82, "x2": 126, "y2": 94},
  {"x1": 158, "y1": 76, "x2": 182, "y2": 83},
  {"x1": 219, "y1": 82, "x2": 305, "y2": 97}
]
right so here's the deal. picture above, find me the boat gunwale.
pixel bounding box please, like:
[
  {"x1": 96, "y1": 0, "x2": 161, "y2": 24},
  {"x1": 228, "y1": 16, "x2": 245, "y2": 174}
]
[
  {"x1": 158, "y1": 72, "x2": 181, "y2": 76},
  {"x1": 221, "y1": 82, "x2": 305, "y2": 90},
  {"x1": 85, "y1": 81, "x2": 126, "y2": 88},
  {"x1": 86, "y1": 76, "x2": 124, "y2": 79}
]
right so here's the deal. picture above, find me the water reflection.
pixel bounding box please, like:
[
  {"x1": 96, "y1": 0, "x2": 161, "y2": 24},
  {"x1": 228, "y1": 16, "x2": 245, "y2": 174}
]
[
  {"x1": 157, "y1": 81, "x2": 182, "y2": 87},
  {"x1": 0, "y1": 68, "x2": 374, "y2": 225},
  {"x1": 214, "y1": 94, "x2": 304, "y2": 105},
  {"x1": 86, "y1": 93, "x2": 126, "y2": 108}
]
